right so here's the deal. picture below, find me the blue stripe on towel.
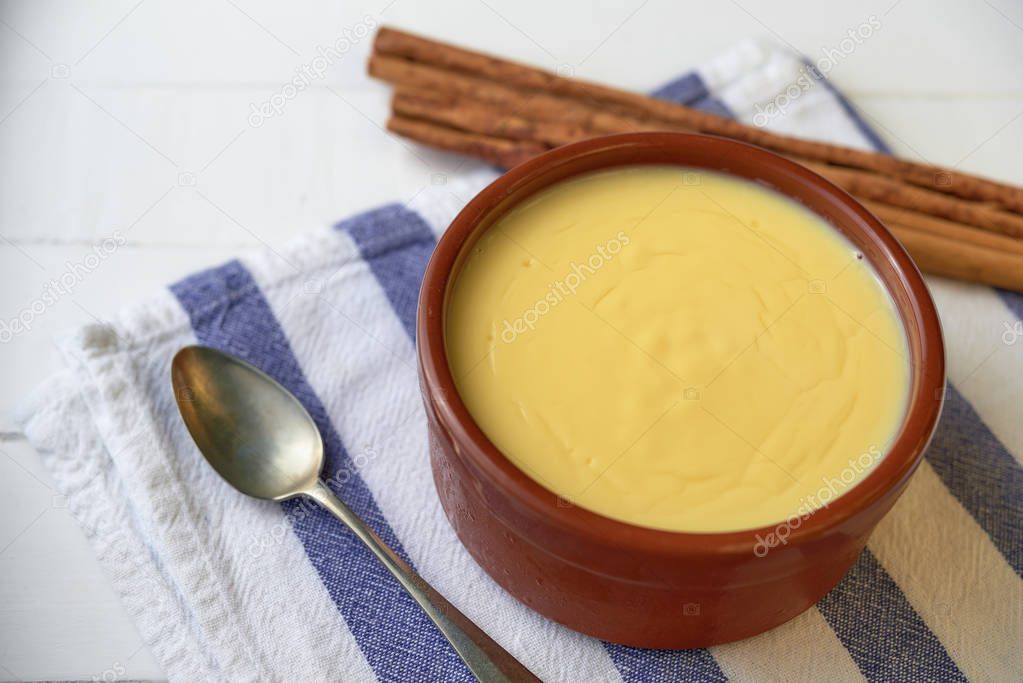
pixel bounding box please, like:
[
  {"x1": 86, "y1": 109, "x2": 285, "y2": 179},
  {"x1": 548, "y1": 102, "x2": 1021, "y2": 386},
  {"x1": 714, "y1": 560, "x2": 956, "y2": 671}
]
[
  {"x1": 652, "y1": 72, "x2": 709, "y2": 103},
  {"x1": 926, "y1": 385, "x2": 1023, "y2": 576},
  {"x1": 335, "y1": 203, "x2": 436, "y2": 342},
  {"x1": 170, "y1": 262, "x2": 472, "y2": 683},
  {"x1": 339, "y1": 204, "x2": 730, "y2": 683},
  {"x1": 602, "y1": 645, "x2": 727, "y2": 683},
  {"x1": 688, "y1": 94, "x2": 734, "y2": 121},
  {"x1": 653, "y1": 72, "x2": 732, "y2": 119},
  {"x1": 817, "y1": 549, "x2": 967, "y2": 682},
  {"x1": 997, "y1": 289, "x2": 1023, "y2": 323}
]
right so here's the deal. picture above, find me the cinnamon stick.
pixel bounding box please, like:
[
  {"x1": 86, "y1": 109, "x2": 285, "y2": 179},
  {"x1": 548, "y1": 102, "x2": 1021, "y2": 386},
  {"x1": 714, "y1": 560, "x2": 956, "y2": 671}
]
[
  {"x1": 885, "y1": 225, "x2": 1023, "y2": 291},
  {"x1": 802, "y1": 162, "x2": 1023, "y2": 239},
  {"x1": 374, "y1": 26, "x2": 1023, "y2": 214},
  {"x1": 370, "y1": 54, "x2": 656, "y2": 136},
  {"x1": 392, "y1": 88, "x2": 588, "y2": 146},
  {"x1": 371, "y1": 28, "x2": 1023, "y2": 291},
  {"x1": 379, "y1": 113, "x2": 1023, "y2": 291},
  {"x1": 862, "y1": 201, "x2": 1023, "y2": 257},
  {"x1": 386, "y1": 114, "x2": 544, "y2": 168},
  {"x1": 371, "y1": 53, "x2": 1022, "y2": 239}
]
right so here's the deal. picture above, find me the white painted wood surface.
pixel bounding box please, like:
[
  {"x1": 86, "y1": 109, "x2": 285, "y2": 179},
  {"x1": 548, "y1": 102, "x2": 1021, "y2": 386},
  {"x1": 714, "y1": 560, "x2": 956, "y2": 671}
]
[{"x1": 0, "y1": 1, "x2": 1020, "y2": 679}]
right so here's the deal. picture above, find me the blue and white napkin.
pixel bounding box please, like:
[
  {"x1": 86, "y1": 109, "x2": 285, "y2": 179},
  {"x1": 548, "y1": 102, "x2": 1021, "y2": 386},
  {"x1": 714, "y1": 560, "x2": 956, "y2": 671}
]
[{"x1": 19, "y1": 41, "x2": 1023, "y2": 681}]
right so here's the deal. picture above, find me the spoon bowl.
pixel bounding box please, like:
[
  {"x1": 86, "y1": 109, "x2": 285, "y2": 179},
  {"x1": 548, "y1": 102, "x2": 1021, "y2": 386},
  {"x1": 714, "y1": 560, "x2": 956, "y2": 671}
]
[{"x1": 172, "y1": 345, "x2": 320, "y2": 501}]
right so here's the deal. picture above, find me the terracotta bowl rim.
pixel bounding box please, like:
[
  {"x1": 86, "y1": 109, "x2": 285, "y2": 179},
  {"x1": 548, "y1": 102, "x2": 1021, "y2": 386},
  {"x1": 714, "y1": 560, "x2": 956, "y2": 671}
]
[{"x1": 417, "y1": 132, "x2": 945, "y2": 559}]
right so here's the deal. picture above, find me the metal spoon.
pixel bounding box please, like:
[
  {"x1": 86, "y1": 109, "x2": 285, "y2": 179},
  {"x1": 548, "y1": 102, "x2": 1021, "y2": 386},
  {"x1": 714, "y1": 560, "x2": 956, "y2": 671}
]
[{"x1": 171, "y1": 345, "x2": 538, "y2": 683}]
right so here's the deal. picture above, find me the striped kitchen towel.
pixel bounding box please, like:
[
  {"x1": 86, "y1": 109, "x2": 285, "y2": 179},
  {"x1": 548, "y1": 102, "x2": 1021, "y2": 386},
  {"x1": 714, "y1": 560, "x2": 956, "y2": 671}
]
[{"x1": 18, "y1": 40, "x2": 1022, "y2": 682}]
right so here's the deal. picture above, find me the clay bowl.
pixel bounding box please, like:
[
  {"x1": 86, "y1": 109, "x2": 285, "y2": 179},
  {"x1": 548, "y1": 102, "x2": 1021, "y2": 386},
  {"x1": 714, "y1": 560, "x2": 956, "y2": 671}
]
[{"x1": 416, "y1": 132, "x2": 944, "y2": 648}]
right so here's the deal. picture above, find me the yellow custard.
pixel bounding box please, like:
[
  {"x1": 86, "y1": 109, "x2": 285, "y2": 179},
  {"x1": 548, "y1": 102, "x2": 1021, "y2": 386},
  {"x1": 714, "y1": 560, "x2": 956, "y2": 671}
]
[{"x1": 445, "y1": 166, "x2": 909, "y2": 533}]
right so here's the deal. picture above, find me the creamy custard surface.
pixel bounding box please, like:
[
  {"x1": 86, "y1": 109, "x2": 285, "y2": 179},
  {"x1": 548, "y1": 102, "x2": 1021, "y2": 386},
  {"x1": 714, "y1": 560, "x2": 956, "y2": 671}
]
[{"x1": 445, "y1": 167, "x2": 909, "y2": 533}]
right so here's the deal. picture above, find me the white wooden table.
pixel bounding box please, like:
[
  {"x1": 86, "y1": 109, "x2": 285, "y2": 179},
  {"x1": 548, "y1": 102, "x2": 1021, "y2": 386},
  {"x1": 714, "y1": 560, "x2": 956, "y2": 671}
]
[{"x1": 0, "y1": 1, "x2": 1020, "y2": 679}]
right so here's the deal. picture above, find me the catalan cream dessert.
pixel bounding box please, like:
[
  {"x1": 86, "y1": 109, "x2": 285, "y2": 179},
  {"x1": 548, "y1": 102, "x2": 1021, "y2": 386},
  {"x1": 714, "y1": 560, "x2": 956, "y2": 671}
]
[{"x1": 445, "y1": 166, "x2": 909, "y2": 533}]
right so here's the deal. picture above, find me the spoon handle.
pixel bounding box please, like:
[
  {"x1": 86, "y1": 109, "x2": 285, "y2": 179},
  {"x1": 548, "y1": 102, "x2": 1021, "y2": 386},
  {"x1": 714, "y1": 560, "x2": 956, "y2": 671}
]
[{"x1": 308, "y1": 480, "x2": 540, "y2": 683}]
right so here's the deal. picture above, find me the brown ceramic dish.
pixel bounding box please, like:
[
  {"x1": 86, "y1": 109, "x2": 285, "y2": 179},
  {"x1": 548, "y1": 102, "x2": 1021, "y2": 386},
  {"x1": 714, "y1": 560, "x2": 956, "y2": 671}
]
[{"x1": 416, "y1": 132, "x2": 945, "y2": 648}]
